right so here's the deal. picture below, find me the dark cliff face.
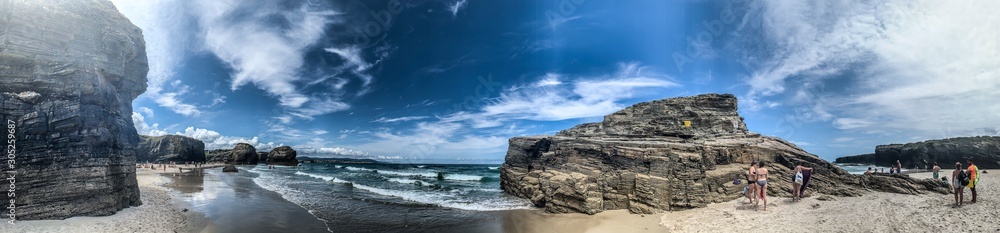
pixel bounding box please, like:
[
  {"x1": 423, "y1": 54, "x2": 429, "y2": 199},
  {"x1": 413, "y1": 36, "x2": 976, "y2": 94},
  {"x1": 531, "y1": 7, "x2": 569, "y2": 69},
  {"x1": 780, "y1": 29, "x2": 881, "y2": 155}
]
[
  {"x1": 267, "y1": 146, "x2": 299, "y2": 166},
  {"x1": 0, "y1": 0, "x2": 147, "y2": 219},
  {"x1": 501, "y1": 94, "x2": 948, "y2": 215},
  {"x1": 137, "y1": 135, "x2": 207, "y2": 163},
  {"x1": 836, "y1": 136, "x2": 1000, "y2": 169}
]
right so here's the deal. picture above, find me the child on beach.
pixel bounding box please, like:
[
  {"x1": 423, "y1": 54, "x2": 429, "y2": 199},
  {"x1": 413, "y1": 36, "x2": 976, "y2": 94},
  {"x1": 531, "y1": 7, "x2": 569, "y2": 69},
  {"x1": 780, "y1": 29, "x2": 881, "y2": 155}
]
[{"x1": 932, "y1": 162, "x2": 941, "y2": 179}]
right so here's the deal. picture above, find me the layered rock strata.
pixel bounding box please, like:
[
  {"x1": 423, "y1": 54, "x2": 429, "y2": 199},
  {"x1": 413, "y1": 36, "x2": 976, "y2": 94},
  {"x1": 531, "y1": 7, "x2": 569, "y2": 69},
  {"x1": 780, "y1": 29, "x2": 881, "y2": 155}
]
[
  {"x1": 137, "y1": 135, "x2": 206, "y2": 163},
  {"x1": 500, "y1": 94, "x2": 948, "y2": 215},
  {"x1": 0, "y1": 0, "x2": 146, "y2": 219}
]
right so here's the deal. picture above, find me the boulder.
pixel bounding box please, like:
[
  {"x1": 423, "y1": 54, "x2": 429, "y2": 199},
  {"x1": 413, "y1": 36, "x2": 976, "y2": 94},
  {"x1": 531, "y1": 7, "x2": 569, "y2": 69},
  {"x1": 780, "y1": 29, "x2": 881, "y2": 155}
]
[
  {"x1": 206, "y1": 143, "x2": 258, "y2": 164},
  {"x1": 137, "y1": 135, "x2": 206, "y2": 163},
  {"x1": 836, "y1": 136, "x2": 1000, "y2": 169},
  {"x1": 500, "y1": 94, "x2": 947, "y2": 215},
  {"x1": 0, "y1": 0, "x2": 147, "y2": 219},
  {"x1": 222, "y1": 165, "x2": 238, "y2": 173},
  {"x1": 267, "y1": 146, "x2": 299, "y2": 166}
]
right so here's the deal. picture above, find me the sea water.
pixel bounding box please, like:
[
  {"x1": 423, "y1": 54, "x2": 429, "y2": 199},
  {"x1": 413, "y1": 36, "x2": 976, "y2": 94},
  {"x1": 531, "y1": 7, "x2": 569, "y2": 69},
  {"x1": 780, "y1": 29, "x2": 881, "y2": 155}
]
[
  {"x1": 247, "y1": 163, "x2": 531, "y2": 232},
  {"x1": 836, "y1": 163, "x2": 908, "y2": 174}
]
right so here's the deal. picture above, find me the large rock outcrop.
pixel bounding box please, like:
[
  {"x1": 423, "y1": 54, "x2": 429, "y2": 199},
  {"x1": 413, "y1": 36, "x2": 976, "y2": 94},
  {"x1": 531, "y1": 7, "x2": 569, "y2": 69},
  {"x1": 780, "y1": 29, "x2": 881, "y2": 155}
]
[
  {"x1": 208, "y1": 143, "x2": 258, "y2": 164},
  {"x1": 0, "y1": 0, "x2": 146, "y2": 219},
  {"x1": 137, "y1": 135, "x2": 206, "y2": 163},
  {"x1": 500, "y1": 94, "x2": 948, "y2": 215},
  {"x1": 266, "y1": 146, "x2": 299, "y2": 166},
  {"x1": 836, "y1": 136, "x2": 1000, "y2": 169}
]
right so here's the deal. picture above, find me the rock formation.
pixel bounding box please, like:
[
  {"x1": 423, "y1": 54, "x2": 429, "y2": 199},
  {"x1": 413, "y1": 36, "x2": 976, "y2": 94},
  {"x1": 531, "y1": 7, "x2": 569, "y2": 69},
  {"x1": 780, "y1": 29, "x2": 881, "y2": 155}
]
[
  {"x1": 836, "y1": 136, "x2": 1000, "y2": 169},
  {"x1": 257, "y1": 152, "x2": 269, "y2": 163},
  {"x1": 0, "y1": 0, "x2": 146, "y2": 219},
  {"x1": 137, "y1": 135, "x2": 206, "y2": 163},
  {"x1": 222, "y1": 165, "x2": 238, "y2": 173},
  {"x1": 207, "y1": 143, "x2": 258, "y2": 164},
  {"x1": 266, "y1": 146, "x2": 299, "y2": 166},
  {"x1": 500, "y1": 94, "x2": 948, "y2": 215}
]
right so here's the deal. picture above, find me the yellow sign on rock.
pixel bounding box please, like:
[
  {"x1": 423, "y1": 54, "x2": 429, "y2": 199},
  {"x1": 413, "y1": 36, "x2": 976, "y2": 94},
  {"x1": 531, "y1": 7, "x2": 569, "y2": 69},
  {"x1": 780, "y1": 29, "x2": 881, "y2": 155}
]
[{"x1": 683, "y1": 120, "x2": 691, "y2": 127}]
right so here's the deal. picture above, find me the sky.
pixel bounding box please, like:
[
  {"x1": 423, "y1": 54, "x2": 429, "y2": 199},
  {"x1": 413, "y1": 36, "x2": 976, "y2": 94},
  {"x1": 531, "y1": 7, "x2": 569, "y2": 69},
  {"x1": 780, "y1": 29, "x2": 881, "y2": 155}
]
[{"x1": 109, "y1": 0, "x2": 1000, "y2": 163}]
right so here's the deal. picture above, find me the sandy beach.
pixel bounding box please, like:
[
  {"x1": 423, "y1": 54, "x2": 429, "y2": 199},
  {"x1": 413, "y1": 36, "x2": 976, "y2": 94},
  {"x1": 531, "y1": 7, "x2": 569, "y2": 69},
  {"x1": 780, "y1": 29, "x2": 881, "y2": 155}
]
[
  {"x1": 2, "y1": 166, "x2": 994, "y2": 233},
  {"x1": 1, "y1": 167, "x2": 205, "y2": 233}
]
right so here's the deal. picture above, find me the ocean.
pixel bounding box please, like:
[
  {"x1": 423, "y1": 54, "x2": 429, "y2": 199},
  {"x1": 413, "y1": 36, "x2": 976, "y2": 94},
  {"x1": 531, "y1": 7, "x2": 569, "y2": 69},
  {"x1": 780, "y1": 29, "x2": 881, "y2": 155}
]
[
  {"x1": 835, "y1": 163, "x2": 909, "y2": 174},
  {"x1": 246, "y1": 163, "x2": 533, "y2": 232}
]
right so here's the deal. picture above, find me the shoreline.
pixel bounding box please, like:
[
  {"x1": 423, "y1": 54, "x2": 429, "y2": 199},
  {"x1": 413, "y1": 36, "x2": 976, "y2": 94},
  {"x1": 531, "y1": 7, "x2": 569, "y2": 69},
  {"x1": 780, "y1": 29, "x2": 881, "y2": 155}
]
[{"x1": 2, "y1": 166, "x2": 993, "y2": 232}]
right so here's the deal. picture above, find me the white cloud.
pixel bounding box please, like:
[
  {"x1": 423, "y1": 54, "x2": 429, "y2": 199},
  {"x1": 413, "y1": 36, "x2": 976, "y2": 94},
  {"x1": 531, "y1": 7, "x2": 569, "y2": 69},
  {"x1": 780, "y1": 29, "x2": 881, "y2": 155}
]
[
  {"x1": 132, "y1": 112, "x2": 168, "y2": 136},
  {"x1": 139, "y1": 107, "x2": 155, "y2": 118},
  {"x1": 191, "y1": 1, "x2": 339, "y2": 109},
  {"x1": 176, "y1": 126, "x2": 278, "y2": 150},
  {"x1": 444, "y1": 62, "x2": 677, "y2": 125},
  {"x1": 372, "y1": 116, "x2": 429, "y2": 123},
  {"x1": 744, "y1": 0, "x2": 1000, "y2": 137},
  {"x1": 357, "y1": 122, "x2": 508, "y2": 160},
  {"x1": 448, "y1": 0, "x2": 467, "y2": 17},
  {"x1": 833, "y1": 137, "x2": 855, "y2": 143},
  {"x1": 111, "y1": 0, "x2": 205, "y2": 116}
]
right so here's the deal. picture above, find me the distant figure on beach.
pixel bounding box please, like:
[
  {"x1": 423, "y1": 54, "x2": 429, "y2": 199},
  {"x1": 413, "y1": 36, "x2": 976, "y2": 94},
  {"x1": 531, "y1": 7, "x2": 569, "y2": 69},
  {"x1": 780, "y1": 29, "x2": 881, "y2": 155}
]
[
  {"x1": 865, "y1": 167, "x2": 873, "y2": 174},
  {"x1": 792, "y1": 164, "x2": 814, "y2": 201},
  {"x1": 755, "y1": 161, "x2": 769, "y2": 211},
  {"x1": 952, "y1": 162, "x2": 965, "y2": 206},
  {"x1": 746, "y1": 161, "x2": 758, "y2": 203},
  {"x1": 967, "y1": 158, "x2": 979, "y2": 203},
  {"x1": 897, "y1": 160, "x2": 902, "y2": 171},
  {"x1": 932, "y1": 162, "x2": 941, "y2": 179},
  {"x1": 880, "y1": 167, "x2": 884, "y2": 173},
  {"x1": 889, "y1": 166, "x2": 895, "y2": 174}
]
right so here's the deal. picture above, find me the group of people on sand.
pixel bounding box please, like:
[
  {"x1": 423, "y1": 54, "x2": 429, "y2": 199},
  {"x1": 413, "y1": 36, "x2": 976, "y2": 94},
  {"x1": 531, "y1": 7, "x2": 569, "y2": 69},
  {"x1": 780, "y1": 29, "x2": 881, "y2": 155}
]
[
  {"x1": 864, "y1": 160, "x2": 905, "y2": 174},
  {"x1": 943, "y1": 158, "x2": 981, "y2": 207},
  {"x1": 743, "y1": 161, "x2": 813, "y2": 211}
]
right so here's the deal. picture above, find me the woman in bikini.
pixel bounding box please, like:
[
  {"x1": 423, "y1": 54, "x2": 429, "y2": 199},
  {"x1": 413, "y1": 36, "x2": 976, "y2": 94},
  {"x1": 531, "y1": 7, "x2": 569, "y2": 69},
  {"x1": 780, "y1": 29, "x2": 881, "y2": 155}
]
[
  {"x1": 952, "y1": 162, "x2": 965, "y2": 206},
  {"x1": 755, "y1": 161, "x2": 769, "y2": 211}
]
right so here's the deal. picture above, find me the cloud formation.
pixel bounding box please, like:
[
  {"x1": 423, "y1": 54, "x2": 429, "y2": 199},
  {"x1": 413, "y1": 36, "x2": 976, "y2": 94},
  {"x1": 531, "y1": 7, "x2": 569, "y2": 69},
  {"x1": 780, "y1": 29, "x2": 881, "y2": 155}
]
[{"x1": 743, "y1": 0, "x2": 1000, "y2": 139}]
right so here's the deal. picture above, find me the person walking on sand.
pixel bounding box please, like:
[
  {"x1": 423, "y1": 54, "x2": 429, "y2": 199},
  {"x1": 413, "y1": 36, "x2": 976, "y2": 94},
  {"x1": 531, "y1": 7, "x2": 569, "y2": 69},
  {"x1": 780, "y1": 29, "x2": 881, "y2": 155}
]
[
  {"x1": 932, "y1": 162, "x2": 941, "y2": 179},
  {"x1": 952, "y1": 162, "x2": 965, "y2": 206},
  {"x1": 967, "y1": 158, "x2": 979, "y2": 203},
  {"x1": 746, "y1": 161, "x2": 758, "y2": 204},
  {"x1": 755, "y1": 161, "x2": 770, "y2": 211}
]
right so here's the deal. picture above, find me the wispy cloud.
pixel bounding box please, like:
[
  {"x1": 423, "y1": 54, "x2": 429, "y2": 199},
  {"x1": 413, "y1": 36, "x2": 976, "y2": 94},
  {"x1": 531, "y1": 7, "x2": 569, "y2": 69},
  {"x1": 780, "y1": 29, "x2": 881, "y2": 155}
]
[
  {"x1": 742, "y1": 0, "x2": 1000, "y2": 138},
  {"x1": 448, "y1": 0, "x2": 468, "y2": 17},
  {"x1": 132, "y1": 111, "x2": 276, "y2": 150},
  {"x1": 444, "y1": 62, "x2": 678, "y2": 125},
  {"x1": 372, "y1": 116, "x2": 429, "y2": 123}
]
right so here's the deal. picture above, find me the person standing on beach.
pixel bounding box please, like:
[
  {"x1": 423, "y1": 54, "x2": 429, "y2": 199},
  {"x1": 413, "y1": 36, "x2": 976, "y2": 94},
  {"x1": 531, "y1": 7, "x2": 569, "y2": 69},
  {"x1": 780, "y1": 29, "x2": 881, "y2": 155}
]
[
  {"x1": 746, "y1": 161, "x2": 758, "y2": 203},
  {"x1": 755, "y1": 161, "x2": 770, "y2": 211},
  {"x1": 897, "y1": 160, "x2": 902, "y2": 171},
  {"x1": 967, "y1": 158, "x2": 979, "y2": 203},
  {"x1": 792, "y1": 164, "x2": 814, "y2": 201},
  {"x1": 932, "y1": 162, "x2": 941, "y2": 179},
  {"x1": 952, "y1": 162, "x2": 965, "y2": 206}
]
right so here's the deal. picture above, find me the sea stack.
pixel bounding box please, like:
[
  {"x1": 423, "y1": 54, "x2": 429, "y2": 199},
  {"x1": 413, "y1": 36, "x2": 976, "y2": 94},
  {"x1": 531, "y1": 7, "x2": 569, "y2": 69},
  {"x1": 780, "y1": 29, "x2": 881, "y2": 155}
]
[
  {"x1": 499, "y1": 94, "x2": 945, "y2": 215},
  {"x1": 0, "y1": 0, "x2": 147, "y2": 219},
  {"x1": 267, "y1": 146, "x2": 299, "y2": 166},
  {"x1": 137, "y1": 135, "x2": 207, "y2": 163},
  {"x1": 208, "y1": 143, "x2": 258, "y2": 164}
]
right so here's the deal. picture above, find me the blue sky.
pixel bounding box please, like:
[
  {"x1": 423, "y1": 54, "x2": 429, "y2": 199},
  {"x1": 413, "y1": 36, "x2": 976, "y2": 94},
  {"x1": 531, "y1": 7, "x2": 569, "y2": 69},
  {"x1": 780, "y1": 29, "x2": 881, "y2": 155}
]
[{"x1": 110, "y1": 0, "x2": 1000, "y2": 163}]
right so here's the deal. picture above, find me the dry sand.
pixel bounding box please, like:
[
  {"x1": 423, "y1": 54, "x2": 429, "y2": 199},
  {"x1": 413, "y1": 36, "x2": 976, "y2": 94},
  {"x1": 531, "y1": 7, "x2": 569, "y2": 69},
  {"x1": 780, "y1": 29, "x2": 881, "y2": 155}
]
[
  {"x1": 0, "y1": 166, "x2": 209, "y2": 233},
  {"x1": 656, "y1": 171, "x2": 997, "y2": 232}
]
